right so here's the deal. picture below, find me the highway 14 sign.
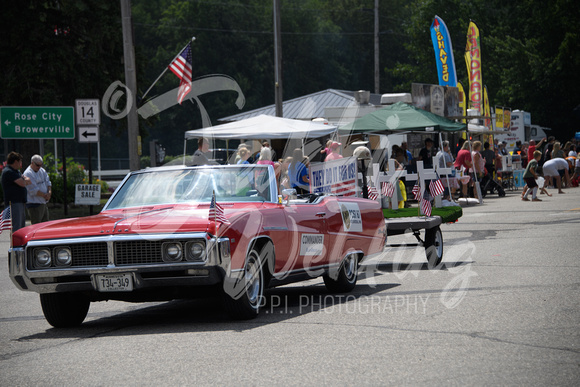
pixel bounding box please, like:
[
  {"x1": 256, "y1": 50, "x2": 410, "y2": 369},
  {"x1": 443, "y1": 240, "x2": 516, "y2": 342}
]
[{"x1": 75, "y1": 99, "x2": 101, "y2": 125}]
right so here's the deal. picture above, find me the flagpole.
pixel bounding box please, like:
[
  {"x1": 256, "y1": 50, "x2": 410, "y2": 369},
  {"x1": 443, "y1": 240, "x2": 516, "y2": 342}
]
[
  {"x1": 9, "y1": 203, "x2": 13, "y2": 249},
  {"x1": 141, "y1": 36, "x2": 196, "y2": 102}
]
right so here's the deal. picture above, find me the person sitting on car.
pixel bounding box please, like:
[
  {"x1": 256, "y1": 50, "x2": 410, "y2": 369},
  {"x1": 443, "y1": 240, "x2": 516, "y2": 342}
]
[
  {"x1": 191, "y1": 138, "x2": 211, "y2": 166},
  {"x1": 288, "y1": 148, "x2": 309, "y2": 195}
]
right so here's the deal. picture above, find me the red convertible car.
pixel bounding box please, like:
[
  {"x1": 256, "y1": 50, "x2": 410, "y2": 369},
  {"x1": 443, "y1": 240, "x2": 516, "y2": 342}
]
[{"x1": 9, "y1": 164, "x2": 386, "y2": 327}]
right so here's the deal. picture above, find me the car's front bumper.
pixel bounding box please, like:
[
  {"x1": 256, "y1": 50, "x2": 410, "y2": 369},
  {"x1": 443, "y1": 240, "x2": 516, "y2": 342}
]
[{"x1": 9, "y1": 233, "x2": 231, "y2": 299}]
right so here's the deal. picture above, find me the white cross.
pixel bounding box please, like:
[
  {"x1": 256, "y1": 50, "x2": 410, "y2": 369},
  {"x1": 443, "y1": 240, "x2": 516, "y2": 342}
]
[
  {"x1": 374, "y1": 158, "x2": 446, "y2": 213},
  {"x1": 374, "y1": 160, "x2": 418, "y2": 208}
]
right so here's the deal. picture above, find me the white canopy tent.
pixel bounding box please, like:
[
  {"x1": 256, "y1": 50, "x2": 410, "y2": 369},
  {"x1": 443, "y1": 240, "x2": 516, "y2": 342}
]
[{"x1": 184, "y1": 115, "x2": 337, "y2": 140}]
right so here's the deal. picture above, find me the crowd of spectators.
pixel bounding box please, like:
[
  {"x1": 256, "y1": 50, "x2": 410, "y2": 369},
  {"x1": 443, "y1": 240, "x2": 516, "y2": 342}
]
[{"x1": 191, "y1": 134, "x2": 580, "y2": 202}]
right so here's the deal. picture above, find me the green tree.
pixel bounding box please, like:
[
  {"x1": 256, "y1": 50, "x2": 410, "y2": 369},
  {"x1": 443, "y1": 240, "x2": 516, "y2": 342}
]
[
  {"x1": 391, "y1": 0, "x2": 580, "y2": 139},
  {"x1": 0, "y1": 1, "x2": 131, "y2": 162},
  {"x1": 131, "y1": 0, "x2": 412, "y2": 156}
]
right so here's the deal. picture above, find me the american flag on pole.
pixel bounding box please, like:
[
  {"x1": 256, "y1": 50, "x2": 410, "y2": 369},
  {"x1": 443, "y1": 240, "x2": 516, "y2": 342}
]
[
  {"x1": 169, "y1": 43, "x2": 194, "y2": 104},
  {"x1": 412, "y1": 182, "x2": 421, "y2": 200},
  {"x1": 209, "y1": 191, "x2": 230, "y2": 224},
  {"x1": 382, "y1": 182, "x2": 395, "y2": 198},
  {"x1": 429, "y1": 178, "x2": 445, "y2": 197},
  {"x1": 0, "y1": 206, "x2": 11, "y2": 234},
  {"x1": 420, "y1": 189, "x2": 433, "y2": 217}
]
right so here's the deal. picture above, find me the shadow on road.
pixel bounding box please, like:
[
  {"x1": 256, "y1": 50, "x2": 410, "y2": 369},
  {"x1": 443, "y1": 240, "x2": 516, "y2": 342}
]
[{"x1": 16, "y1": 282, "x2": 400, "y2": 339}]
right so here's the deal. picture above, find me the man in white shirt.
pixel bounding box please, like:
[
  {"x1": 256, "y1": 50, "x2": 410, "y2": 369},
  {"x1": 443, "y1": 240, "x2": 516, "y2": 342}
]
[
  {"x1": 23, "y1": 154, "x2": 52, "y2": 224},
  {"x1": 436, "y1": 140, "x2": 454, "y2": 168},
  {"x1": 542, "y1": 157, "x2": 570, "y2": 194}
]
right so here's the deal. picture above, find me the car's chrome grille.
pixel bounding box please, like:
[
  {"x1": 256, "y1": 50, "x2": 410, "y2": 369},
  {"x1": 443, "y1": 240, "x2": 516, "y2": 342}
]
[
  {"x1": 71, "y1": 243, "x2": 109, "y2": 267},
  {"x1": 115, "y1": 240, "x2": 164, "y2": 265},
  {"x1": 27, "y1": 242, "x2": 109, "y2": 269},
  {"x1": 27, "y1": 237, "x2": 206, "y2": 269}
]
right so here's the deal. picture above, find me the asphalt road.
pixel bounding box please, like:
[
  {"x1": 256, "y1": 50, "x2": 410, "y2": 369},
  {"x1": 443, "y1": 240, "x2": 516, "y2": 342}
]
[{"x1": 1, "y1": 187, "x2": 579, "y2": 386}]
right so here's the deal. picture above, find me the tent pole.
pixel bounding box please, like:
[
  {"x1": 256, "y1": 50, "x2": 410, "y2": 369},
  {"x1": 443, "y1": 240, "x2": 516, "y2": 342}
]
[
  {"x1": 439, "y1": 132, "x2": 453, "y2": 203},
  {"x1": 183, "y1": 139, "x2": 187, "y2": 166}
]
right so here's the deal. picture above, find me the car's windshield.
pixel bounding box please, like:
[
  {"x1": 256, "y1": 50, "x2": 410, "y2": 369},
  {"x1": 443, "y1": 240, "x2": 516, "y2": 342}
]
[{"x1": 105, "y1": 165, "x2": 275, "y2": 210}]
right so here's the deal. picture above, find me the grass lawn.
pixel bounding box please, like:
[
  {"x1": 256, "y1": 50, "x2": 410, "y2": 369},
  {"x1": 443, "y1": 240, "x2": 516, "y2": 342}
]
[{"x1": 383, "y1": 206, "x2": 463, "y2": 223}]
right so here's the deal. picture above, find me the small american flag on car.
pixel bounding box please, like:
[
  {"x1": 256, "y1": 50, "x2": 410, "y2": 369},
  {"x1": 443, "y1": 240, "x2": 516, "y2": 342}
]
[
  {"x1": 0, "y1": 206, "x2": 11, "y2": 234},
  {"x1": 209, "y1": 191, "x2": 230, "y2": 224}
]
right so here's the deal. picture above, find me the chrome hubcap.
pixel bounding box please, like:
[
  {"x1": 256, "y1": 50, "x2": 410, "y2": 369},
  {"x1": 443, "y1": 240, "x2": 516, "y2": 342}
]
[
  {"x1": 344, "y1": 255, "x2": 356, "y2": 280},
  {"x1": 245, "y1": 255, "x2": 261, "y2": 305}
]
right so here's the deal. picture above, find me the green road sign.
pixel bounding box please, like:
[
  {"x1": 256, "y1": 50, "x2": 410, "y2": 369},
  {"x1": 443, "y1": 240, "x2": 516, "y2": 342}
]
[{"x1": 0, "y1": 106, "x2": 75, "y2": 139}]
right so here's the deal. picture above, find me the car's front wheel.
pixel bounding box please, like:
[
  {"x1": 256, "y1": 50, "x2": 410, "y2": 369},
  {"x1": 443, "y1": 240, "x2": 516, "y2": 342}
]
[
  {"x1": 40, "y1": 293, "x2": 90, "y2": 328},
  {"x1": 223, "y1": 247, "x2": 265, "y2": 320},
  {"x1": 323, "y1": 253, "x2": 358, "y2": 293}
]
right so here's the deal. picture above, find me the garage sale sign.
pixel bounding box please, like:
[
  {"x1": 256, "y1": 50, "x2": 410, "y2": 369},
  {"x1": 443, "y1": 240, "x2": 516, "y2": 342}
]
[
  {"x1": 75, "y1": 184, "x2": 101, "y2": 205},
  {"x1": 310, "y1": 157, "x2": 357, "y2": 196}
]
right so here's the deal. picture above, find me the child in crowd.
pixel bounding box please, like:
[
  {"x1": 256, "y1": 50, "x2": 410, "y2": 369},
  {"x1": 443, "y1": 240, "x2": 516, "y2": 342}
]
[{"x1": 522, "y1": 150, "x2": 546, "y2": 201}]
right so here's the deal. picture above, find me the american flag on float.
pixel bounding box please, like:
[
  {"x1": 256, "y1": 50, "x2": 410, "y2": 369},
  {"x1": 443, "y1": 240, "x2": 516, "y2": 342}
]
[
  {"x1": 367, "y1": 185, "x2": 378, "y2": 200},
  {"x1": 429, "y1": 178, "x2": 445, "y2": 197},
  {"x1": 382, "y1": 181, "x2": 395, "y2": 198},
  {"x1": 209, "y1": 191, "x2": 230, "y2": 224},
  {"x1": 0, "y1": 206, "x2": 11, "y2": 234},
  {"x1": 168, "y1": 43, "x2": 194, "y2": 104},
  {"x1": 412, "y1": 182, "x2": 421, "y2": 200},
  {"x1": 420, "y1": 189, "x2": 433, "y2": 217}
]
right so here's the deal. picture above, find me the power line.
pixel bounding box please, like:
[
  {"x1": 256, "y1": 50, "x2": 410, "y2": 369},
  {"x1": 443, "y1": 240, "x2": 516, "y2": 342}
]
[{"x1": 134, "y1": 22, "x2": 398, "y2": 36}]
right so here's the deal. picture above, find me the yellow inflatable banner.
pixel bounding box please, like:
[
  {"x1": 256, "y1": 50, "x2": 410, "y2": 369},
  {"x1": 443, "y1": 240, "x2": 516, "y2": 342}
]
[{"x1": 465, "y1": 21, "x2": 483, "y2": 115}]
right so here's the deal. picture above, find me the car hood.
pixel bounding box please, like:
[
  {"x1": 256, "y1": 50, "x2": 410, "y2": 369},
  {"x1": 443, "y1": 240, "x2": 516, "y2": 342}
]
[{"x1": 12, "y1": 203, "x2": 270, "y2": 246}]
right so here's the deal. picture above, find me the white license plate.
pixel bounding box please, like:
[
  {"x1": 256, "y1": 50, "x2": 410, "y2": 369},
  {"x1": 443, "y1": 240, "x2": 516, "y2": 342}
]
[{"x1": 95, "y1": 273, "x2": 133, "y2": 292}]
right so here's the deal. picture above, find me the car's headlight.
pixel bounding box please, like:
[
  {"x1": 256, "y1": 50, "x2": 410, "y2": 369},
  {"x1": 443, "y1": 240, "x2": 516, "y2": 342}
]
[
  {"x1": 55, "y1": 247, "x2": 72, "y2": 266},
  {"x1": 162, "y1": 242, "x2": 183, "y2": 262},
  {"x1": 34, "y1": 248, "x2": 52, "y2": 268},
  {"x1": 185, "y1": 241, "x2": 206, "y2": 262}
]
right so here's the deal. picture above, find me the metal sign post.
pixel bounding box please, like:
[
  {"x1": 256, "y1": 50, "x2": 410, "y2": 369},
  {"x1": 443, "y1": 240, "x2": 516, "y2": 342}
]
[{"x1": 76, "y1": 99, "x2": 101, "y2": 215}]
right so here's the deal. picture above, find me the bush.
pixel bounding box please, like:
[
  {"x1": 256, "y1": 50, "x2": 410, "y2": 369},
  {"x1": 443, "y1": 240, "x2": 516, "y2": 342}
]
[
  {"x1": 43, "y1": 153, "x2": 109, "y2": 205},
  {"x1": 140, "y1": 156, "x2": 151, "y2": 169},
  {"x1": 140, "y1": 155, "x2": 177, "y2": 169}
]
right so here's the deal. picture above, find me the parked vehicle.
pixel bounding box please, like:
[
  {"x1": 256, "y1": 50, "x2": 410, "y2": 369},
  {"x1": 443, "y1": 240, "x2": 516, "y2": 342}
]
[{"x1": 494, "y1": 110, "x2": 549, "y2": 152}]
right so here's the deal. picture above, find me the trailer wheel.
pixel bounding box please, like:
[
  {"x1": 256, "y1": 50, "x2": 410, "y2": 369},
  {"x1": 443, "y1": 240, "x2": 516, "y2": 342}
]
[{"x1": 425, "y1": 226, "x2": 443, "y2": 269}]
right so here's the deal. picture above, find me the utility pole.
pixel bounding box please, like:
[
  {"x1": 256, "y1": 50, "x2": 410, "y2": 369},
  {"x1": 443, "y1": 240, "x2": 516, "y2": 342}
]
[
  {"x1": 374, "y1": 0, "x2": 379, "y2": 94},
  {"x1": 273, "y1": 0, "x2": 283, "y2": 117},
  {"x1": 120, "y1": 0, "x2": 140, "y2": 171}
]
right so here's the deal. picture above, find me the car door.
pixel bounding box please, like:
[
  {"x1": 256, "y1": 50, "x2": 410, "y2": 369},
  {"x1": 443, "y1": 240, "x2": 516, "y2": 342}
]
[{"x1": 281, "y1": 199, "x2": 330, "y2": 274}]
